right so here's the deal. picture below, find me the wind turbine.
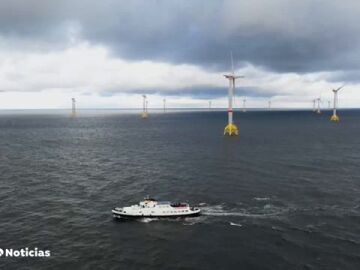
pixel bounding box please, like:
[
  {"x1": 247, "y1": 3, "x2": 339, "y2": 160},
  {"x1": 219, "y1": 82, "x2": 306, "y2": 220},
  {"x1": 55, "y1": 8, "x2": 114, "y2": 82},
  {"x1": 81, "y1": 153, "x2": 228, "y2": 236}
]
[
  {"x1": 223, "y1": 52, "x2": 244, "y2": 136},
  {"x1": 268, "y1": 100, "x2": 272, "y2": 110},
  {"x1": 242, "y1": 97, "x2": 246, "y2": 112},
  {"x1": 71, "y1": 98, "x2": 76, "y2": 118},
  {"x1": 316, "y1": 97, "x2": 321, "y2": 114},
  {"x1": 163, "y1": 98, "x2": 166, "y2": 113},
  {"x1": 141, "y1": 95, "x2": 148, "y2": 118},
  {"x1": 208, "y1": 100, "x2": 212, "y2": 111},
  {"x1": 330, "y1": 84, "x2": 345, "y2": 122},
  {"x1": 312, "y1": 99, "x2": 316, "y2": 112}
]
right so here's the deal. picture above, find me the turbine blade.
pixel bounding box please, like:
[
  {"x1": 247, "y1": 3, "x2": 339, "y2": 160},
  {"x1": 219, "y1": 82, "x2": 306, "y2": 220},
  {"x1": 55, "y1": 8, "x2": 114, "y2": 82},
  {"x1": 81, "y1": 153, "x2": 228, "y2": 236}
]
[{"x1": 337, "y1": 84, "x2": 346, "y2": 91}]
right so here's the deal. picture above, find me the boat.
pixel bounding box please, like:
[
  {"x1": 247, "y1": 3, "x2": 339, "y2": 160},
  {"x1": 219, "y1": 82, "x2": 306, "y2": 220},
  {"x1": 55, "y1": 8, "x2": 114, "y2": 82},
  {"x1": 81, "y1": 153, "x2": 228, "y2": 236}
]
[{"x1": 112, "y1": 197, "x2": 201, "y2": 219}]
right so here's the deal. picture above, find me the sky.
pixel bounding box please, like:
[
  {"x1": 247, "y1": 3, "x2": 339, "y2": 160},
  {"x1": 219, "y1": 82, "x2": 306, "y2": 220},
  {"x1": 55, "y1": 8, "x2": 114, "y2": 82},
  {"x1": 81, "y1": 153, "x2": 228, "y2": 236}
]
[{"x1": 0, "y1": 0, "x2": 359, "y2": 109}]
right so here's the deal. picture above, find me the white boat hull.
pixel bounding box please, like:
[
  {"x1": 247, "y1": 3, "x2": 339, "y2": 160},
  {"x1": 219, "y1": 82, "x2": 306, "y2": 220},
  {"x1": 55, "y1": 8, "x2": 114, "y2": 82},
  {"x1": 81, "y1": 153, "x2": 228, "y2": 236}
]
[{"x1": 112, "y1": 207, "x2": 201, "y2": 219}]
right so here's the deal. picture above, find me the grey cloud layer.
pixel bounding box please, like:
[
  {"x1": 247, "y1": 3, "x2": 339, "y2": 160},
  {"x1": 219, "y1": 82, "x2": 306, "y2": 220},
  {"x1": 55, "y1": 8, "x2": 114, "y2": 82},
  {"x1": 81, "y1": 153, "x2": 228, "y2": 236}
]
[
  {"x1": 1, "y1": 0, "x2": 360, "y2": 74},
  {"x1": 100, "y1": 86, "x2": 277, "y2": 99}
]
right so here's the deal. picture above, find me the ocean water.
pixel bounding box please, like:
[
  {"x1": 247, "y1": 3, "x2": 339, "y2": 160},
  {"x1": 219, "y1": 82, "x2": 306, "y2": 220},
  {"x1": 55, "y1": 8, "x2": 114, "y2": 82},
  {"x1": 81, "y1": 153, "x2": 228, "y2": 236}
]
[{"x1": 0, "y1": 110, "x2": 359, "y2": 270}]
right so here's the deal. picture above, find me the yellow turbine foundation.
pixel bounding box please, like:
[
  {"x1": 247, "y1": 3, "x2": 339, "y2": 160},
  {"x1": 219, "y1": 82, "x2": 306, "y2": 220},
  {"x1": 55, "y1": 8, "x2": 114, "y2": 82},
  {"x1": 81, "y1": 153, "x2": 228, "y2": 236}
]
[
  {"x1": 224, "y1": 123, "x2": 238, "y2": 136},
  {"x1": 330, "y1": 114, "x2": 339, "y2": 122},
  {"x1": 141, "y1": 112, "x2": 148, "y2": 118}
]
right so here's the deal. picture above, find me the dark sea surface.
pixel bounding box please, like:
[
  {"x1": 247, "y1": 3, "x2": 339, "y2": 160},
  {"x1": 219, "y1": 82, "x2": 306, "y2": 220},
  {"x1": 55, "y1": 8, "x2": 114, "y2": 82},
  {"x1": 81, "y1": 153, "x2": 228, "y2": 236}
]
[{"x1": 0, "y1": 109, "x2": 359, "y2": 270}]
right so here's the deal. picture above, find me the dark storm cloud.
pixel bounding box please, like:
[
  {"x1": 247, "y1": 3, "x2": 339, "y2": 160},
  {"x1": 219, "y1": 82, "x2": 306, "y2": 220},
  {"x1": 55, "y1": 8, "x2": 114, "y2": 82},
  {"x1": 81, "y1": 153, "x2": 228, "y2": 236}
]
[{"x1": 1, "y1": 0, "x2": 360, "y2": 73}]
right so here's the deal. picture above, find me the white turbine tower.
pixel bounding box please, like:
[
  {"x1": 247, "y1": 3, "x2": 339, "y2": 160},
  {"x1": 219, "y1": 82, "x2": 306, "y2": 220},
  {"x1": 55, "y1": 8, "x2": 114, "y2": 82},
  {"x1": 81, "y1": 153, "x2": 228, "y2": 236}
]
[
  {"x1": 208, "y1": 100, "x2": 212, "y2": 111},
  {"x1": 316, "y1": 97, "x2": 321, "y2": 114},
  {"x1": 224, "y1": 52, "x2": 244, "y2": 136},
  {"x1": 242, "y1": 98, "x2": 246, "y2": 112},
  {"x1": 163, "y1": 98, "x2": 166, "y2": 113},
  {"x1": 71, "y1": 98, "x2": 76, "y2": 117},
  {"x1": 312, "y1": 99, "x2": 316, "y2": 112},
  {"x1": 330, "y1": 85, "x2": 345, "y2": 122},
  {"x1": 268, "y1": 100, "x2": 272, "y2": 110},
  {"x1": 141, "y1": 95, "x2": 148, "y2": 118}
]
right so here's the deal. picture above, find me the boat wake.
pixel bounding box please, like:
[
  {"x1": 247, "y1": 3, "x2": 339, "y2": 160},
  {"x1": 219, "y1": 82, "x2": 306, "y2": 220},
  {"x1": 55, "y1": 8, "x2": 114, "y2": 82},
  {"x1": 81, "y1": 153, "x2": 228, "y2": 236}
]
[
  {"x1": 229, "y1": 222, "x2": 242, "y2": 227},
  {"x1": 199, "y1": 203, "x2": 291, "y2": 219},
  {"x1": 253, "y1": 197, "x2": 271, "y2": 201},
  {"x1": 138, "y1": 218, "x2": 158, "y2": 223}
]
